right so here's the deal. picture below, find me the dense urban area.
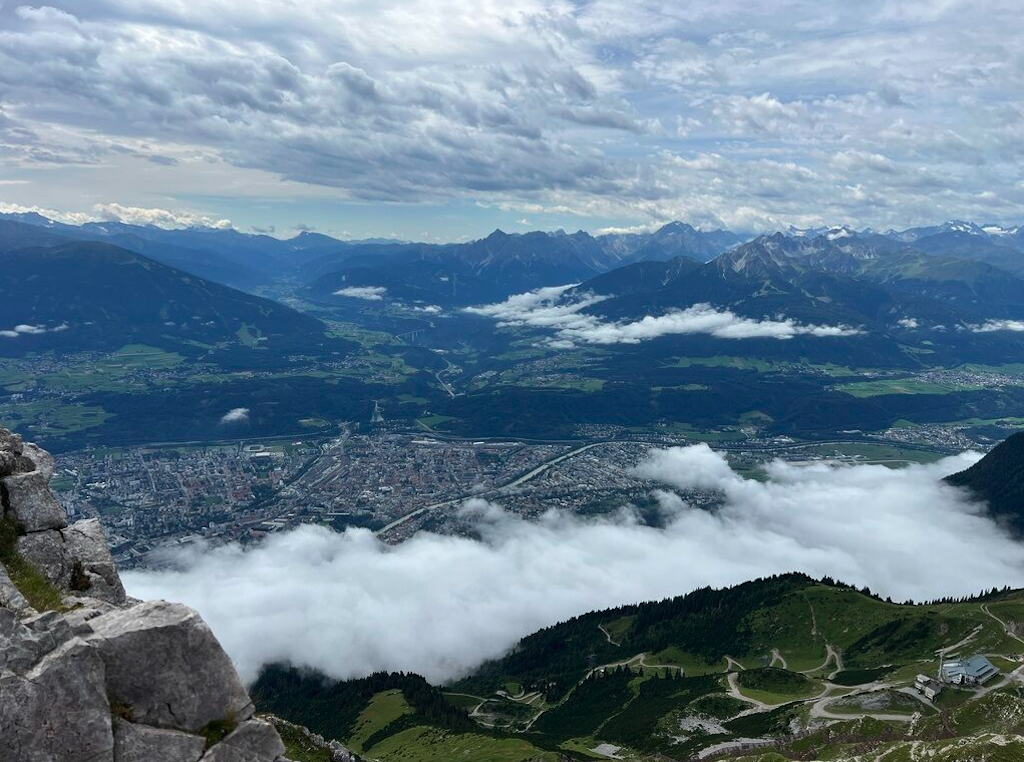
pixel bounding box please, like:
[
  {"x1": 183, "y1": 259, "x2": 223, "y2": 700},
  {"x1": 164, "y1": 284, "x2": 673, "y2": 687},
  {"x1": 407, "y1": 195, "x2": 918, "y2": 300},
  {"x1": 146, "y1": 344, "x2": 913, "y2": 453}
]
[{"x1": 54, "y1": 418, "x2": 989, "y2": 569}]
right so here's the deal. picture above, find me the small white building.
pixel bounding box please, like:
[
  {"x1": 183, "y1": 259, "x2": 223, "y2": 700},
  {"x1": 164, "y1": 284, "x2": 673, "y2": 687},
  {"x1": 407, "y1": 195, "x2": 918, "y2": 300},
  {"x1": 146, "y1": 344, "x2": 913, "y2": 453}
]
[
  {"x1": 914, "y1": 674, "x2": 943, "y2": 700},
  {"x1": 940, "y1": 655, "x2": 999, "y2": 686}
]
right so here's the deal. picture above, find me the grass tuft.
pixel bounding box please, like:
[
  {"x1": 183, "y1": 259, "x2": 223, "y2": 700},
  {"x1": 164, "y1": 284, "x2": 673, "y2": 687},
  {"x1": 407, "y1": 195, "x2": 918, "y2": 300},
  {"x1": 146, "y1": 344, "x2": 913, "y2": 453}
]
[
  {"x1": 0, "y1": 515, "x2": 65, "y2": 612},
  {"x1": 200, "y1": 716, "x2": 237, "y2": 749}
]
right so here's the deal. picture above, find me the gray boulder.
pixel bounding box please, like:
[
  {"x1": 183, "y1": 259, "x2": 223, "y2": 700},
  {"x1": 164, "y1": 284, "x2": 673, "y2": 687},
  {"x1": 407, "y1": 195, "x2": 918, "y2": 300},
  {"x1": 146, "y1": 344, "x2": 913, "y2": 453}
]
[
  {"x1": 113, "y1": 720, "x2": 206, "y2": 762},
  {"x1": 202, "y1": 719, "x2": 287, "y2": 762},
  {"x1": 20, "y1": 443, "x2": 54, "y2": 480},
  {"x1": 2, "y1": 470, "x2": 67, "y2": 533},
  {"x1": 16, "y1": 519, "x2": 126, "y2": 605},
  {"x1": 0, "y1": 561, "x2": 32, "y2": 616},
  {"x1": 0, "y1": 428, "x2": 28, "y2": 477},
  {"x1": 64, "y1": 519, "x2": 127, "y2": 604},
  {"x1": 0, "y1": 637, "x2": 114, "y2": 762},
  {"x1": 15, "y1": 529, "x2": 68, "y2": 589},
  {"x1": 86, "y1": 600, "x2": 254, "y2": 733}
]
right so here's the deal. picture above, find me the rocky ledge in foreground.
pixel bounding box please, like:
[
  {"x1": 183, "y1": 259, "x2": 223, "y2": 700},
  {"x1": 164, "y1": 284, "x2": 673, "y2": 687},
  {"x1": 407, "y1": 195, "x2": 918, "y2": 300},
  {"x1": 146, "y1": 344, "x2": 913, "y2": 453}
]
[{"x1": 0, "y1": 428, "x2": 293, "y2": 762}]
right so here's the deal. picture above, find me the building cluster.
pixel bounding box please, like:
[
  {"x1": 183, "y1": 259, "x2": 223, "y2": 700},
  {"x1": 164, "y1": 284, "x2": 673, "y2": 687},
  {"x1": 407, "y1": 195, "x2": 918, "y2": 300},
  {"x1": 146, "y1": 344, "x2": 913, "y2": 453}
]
[{"x1": 915, "y1": 653, "x2": 1001, "y2": 701}]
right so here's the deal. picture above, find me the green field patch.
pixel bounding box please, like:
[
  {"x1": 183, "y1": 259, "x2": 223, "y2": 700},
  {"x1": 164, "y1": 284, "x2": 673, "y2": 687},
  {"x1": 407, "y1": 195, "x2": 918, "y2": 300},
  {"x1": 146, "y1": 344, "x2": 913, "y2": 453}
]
[
  {"x1": 800, "y1": 587, "x2": 989, "y2": 667},
  {"x1": 443, "y1": 693, "x2": 485, "y2": 710},
  {"x1": 398, "y1": 394, "x2": 430, "y2": 404},
  {"x1": 417, "y1": 414, "x2": 458, "y2": 430},
  {"x1": 298, "y1": 417, "x2": 331, "y2": 428},
  {"x1": 364, "y1": 725, "x2": 554, "y2": 762},
  {"x1": 735, "y1": 668, "x2": 822, "y2": 705},
  {"x1": 649, "y1": 647, "x2": 728, "y2": 676},
  {"x1": 744, "y1": 591, "x2": 827, "y2": 671},
  {"x1": 666, "y1": 356, "x2": 776, "y2": 371},
  {"x1": 0, "y1": 399, "x2": 113, "y2": 436},
  {"x1": 801, "y1": 442, "x2": 945, "y2": 465},
  {"x1": 348, "y1": 690, "x2": 413, "y2": 753},
  {"x1": 653, "y1": 383, "x2": 709, "y2": 392},
  {"x1": 932, "y1": 685, "x2": 976, "y2": 710},
  {"x1": 325, "y1": 321, "x2": 402, "y2": 348},
  {"x1": 836, "y1": 378, "x2": 985, "y2": 398},
  {"x1": 831, "y1": 667, "x2": 896, "y2": 686},
  {"x1": 235, "y1": 323, "x2": 267, "y2": 348}
]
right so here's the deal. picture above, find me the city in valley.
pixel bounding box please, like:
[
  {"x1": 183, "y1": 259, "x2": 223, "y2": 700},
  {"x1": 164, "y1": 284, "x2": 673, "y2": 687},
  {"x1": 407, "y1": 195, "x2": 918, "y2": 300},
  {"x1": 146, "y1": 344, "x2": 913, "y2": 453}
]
[{"x1": 55, "y1": 419, "x2": 981, "y2": 569}]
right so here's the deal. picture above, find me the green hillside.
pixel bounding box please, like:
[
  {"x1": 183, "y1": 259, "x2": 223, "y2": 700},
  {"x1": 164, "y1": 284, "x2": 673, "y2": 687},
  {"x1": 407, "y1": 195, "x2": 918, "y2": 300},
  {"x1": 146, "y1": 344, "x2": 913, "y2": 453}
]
[
  {"x1": 253, "y1": 576, "x2": 1024, "y2": 761},
  {"x1": 946, "y1": 431, "x2": 1024, "y2": 534}
]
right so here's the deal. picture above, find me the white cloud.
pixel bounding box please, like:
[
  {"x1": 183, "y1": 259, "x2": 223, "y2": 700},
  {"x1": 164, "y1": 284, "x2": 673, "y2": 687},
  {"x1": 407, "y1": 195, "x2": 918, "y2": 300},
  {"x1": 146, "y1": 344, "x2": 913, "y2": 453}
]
[
  {"x1": 0, "y1": 322, "x2": 68, "y2": 338},
  {"x1": 220, "y1": 407, "x2": 250, "y2": 424},
  {"x1": 897, "y1": 317, "x2": 920, "y2": 329},
  {"x1": 465, "y1": 286, "x2": 861, "y2": 346},
  {"x1": 0, "y1": 202, "x2": 96, "y2": 226},
  {"x1": 123, "y1": 445, "x2": 1024, "y2": 685},
  {"x1": 334, "y1": 286, "x2": 387, "y2": 301},
  {"x1": 93, "y1": 203, "x2": 232, "y2": 230},
  {"x1": 0, "y1": 201, "x2": 231, "y2": 230},
  {"x1": 971, "y1": 320, "x2": 1024, "y2": 333}
]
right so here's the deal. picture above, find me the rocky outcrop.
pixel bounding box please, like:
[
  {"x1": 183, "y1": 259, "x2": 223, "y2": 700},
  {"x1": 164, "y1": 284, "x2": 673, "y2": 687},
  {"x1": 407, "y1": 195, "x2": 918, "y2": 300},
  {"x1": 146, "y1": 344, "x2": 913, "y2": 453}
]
[
  {"x1": 1, "y1": 428, "x2": 126, "y2": 605},
  {"x1": 0, "y1": 429, "x2": 292, "y2": 762},
  {"x1": 87, "y1": 601, "x2": 255, "y2": 732},
  {"x1": 267, "y1": 717, "x2": 363, "y2": 762}
]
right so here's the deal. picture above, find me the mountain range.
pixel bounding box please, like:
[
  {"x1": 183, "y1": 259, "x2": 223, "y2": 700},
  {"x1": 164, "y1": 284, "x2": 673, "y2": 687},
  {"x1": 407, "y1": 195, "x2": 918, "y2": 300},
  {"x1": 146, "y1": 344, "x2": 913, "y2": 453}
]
[
  {"x1": 4, "y1": 209, "x2": 1024, "y2": 369},
  {"x1": 0, "y1": 219, "x2": 340, "y2": 360}
]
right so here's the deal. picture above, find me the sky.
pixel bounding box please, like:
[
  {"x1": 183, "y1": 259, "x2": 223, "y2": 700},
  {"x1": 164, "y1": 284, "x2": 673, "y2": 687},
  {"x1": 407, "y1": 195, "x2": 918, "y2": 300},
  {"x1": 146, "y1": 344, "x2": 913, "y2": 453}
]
[
  {"x1": 1, "y1": 0, "x2": 1023, "y2": 241},
  {"x1": 124, "y1": 445, "x2": 1024, "y2": 684}
]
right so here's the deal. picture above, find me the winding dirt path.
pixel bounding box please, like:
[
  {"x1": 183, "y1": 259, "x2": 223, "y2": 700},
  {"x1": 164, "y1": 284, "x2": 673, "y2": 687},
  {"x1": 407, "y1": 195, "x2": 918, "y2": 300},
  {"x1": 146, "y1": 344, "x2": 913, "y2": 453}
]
[
  {"x1": 725, "y1": 655, "x2": 746, "y2": 671},
  {"x1": 769, "y1": 649, "x2": 789, "y2": 670},
  {"x1": 598, "y1": 623, "x2": 619, "y2": 646},
  {"x1": 983, "y1": 604, "x2": 1024, "y2": 646}
]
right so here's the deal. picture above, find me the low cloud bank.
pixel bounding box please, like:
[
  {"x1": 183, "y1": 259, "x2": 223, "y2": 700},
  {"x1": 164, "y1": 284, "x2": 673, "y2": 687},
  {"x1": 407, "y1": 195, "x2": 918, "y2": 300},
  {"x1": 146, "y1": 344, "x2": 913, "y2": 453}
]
[
  {"x1": 465, "y1": 286, "x2": 861, "y2": 346},
  {"x1": 124, "y1": 446, "x2": 1024, "y2": 685},
  {"x1": 334, "y1": 286, "x2": 387, "y2": 300}
]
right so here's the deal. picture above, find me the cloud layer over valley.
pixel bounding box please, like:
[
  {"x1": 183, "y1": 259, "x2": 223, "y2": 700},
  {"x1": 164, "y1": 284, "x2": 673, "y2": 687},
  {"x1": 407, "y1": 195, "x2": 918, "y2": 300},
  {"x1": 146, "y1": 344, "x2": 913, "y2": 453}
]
[
  {"x1": 124, "y1": 445, "x2": 1024, "y2": 686},
  {"x1": 464, "y1": 286, "x2": 862, "y2": 346}
]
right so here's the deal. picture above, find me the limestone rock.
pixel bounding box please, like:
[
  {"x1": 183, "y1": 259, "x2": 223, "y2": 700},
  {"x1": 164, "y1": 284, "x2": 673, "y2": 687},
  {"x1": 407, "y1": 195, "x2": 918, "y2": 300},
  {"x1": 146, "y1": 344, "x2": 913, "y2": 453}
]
[
  {"x1": 20, "y1": 443, "x2": 54, "y2": 480},
  {"x1": 0, "y1": 428, "x2": 28, "y2": 477},
  {"x1": 0, "y1": 637, "x2": 114, "y2": 762},
  {"x1": 0, "y1": 561, "x2": 32, "y2": 616},
  {"x1": 113, "y1": 720, "x2": 206, "y2": 762},
  {"x1": 0, "y1": 429, "x2": 290, "y2": 761},
  {"x1": 202, "y1": 719, "x2": 287, "y2": 762},
  {"x1": 16, "y1": 528, "x2": 69, "y2": 588},
  {"x1": 64, "y1": 518, "x2": 127, "y2": 604},
  {"x1": 87, "y1": 600, "x2": 254, "y2": 733},
  {"x1": 15, "y1": 519, "x2": 127, "y2": 604},
  {"x1": 2, "y1": 470, "x2": 67, "y2": 533}
]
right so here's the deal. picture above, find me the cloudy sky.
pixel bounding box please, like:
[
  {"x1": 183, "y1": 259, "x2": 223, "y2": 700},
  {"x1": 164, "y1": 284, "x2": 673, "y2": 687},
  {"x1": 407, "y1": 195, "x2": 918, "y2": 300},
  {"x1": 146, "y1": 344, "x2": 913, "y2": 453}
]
[{"x1": 1, "y1": 1, "x2": 1022, "y2": 239}]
